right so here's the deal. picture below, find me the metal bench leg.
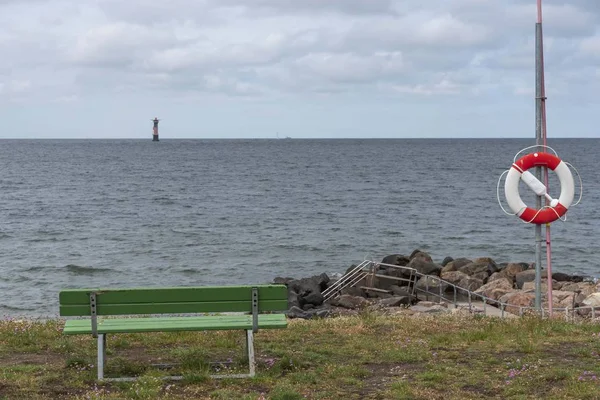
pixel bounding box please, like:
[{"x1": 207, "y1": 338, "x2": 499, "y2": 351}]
[
  {"x1": 246, "y1": 330, "x2": 255, "y2": 377},
  {"x1": 97, "y1": 334, "x2": 106, "y2": 380}
]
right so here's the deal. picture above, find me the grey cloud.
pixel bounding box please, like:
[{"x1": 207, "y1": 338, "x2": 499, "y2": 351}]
[
  {"x1": 1, "y1": 0, "x2": 599, "y2": 103},
  {"x1": 213, "y1": 0, "x2": 397, "y2": 16}
]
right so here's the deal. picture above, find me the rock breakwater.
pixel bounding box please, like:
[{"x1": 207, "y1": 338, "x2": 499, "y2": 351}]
[{"x1": 274, "y1": 249, "x2": 600, "y2": 319}]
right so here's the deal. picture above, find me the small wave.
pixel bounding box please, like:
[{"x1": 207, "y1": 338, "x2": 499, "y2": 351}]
[
  {"x1": 0, "y1": 233, "x2": 12, "y2": 240},
  {"x1": 65, "y1": 264, "x2": 114, "y2": 274},
  {"x1": 170, "y1": 228, "x2": 201, "y2": 236},
  {"x1": 464, "y1": 229, "x2": 493, "y2": 235},
  {"x1": 382, "y1": 230, "x2": 403, "y2": 236},
  {"x1": 179, "y1": 267, "x2": 212, "y2": 274},
  {"x1": 25, "y1": 237, "x2": 68, "y2": 243},
  {"x1": 0, "y1": 304, "x2": 36, "y2": 312},
  {"x1": 23, "y1": 265, "x2": 56, "y2": 273},
  {"x1": 13, "y1": 275, "x2": 32, "y2": 283},
  {"x1": 275, "y1": 244, "x2": 324, "y2": 252}
]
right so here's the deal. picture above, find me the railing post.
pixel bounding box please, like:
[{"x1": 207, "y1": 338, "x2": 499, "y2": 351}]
[
  {"x1": 453, "y1": 286, "x2": 457, "y2": 308},
  {"x1": 483, "y1": 297, "x2": 486, "y2": 315},
  {"x1": 468, "y1": 291, "x2": 472, "y2": 313}
]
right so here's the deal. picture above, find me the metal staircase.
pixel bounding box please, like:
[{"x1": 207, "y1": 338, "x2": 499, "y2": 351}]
[
  {"x1": 322, "y1": 260, "x2": 598, "y2": 320},
  {"x1": 322, "y1": 261, "x2": 370, "y2": 302},
  {"x1": 322, "y1": 260, "x2": 417, "y2": 302}
]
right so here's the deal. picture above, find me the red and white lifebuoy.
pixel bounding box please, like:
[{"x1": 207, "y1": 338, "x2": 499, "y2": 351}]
[{"x1": 504, "y1": 152, "x2": 575, "y2": 224}]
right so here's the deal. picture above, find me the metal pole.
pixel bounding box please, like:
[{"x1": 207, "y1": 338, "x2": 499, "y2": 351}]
[
  {"x1": 534, "y1": 17, "x2": 543, "y2": 312},
  {"x1": 538, "y1": 0, "x2": 553, "y2": 317}
]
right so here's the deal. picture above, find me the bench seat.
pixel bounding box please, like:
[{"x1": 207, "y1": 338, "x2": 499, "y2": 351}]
[
  {"x1": 63, "y1": 314, "x2": 288, "y2": 335},
  {"x1": 59, "y1": 284, "x2": 289, "y2": 380}
]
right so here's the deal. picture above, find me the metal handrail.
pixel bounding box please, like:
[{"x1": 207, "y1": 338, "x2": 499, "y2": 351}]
[
  {"x1": 336, "y1": 260, "x2": 600, "y2": 321},
  {"x1": 322, "y1": 261, "x2": 370, "y2": 302}
]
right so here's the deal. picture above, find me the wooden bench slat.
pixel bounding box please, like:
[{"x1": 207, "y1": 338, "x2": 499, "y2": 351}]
[
  {"x1": 63, "y1": 314, "x2": 288, "y2": 335},
  {"x1": 59, "y1": 285, "x2": 287, "y2": 308},
  {"x1": 59, "y1": 299, "x2": 288, "y2": 316}
]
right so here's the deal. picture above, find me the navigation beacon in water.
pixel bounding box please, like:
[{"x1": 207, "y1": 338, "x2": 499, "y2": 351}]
[{"x1": 151, "y1": 117, "x2": 160, "y2": 141}]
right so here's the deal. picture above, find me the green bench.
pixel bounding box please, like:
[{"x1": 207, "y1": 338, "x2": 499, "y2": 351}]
[{"x1": 59, "y1": 285, "x2": 288, "y2": 381}]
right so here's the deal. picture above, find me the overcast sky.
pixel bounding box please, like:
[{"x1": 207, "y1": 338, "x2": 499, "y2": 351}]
[{"x1": 0, "y1": 0, "x2": 598, "y2": 139}]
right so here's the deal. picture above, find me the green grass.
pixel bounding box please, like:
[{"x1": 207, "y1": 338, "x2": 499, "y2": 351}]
[{"x1": 1, "y1": 313, "x2": 600, "y2": 399}]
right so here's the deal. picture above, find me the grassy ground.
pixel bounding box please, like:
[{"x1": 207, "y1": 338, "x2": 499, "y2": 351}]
[{"x1": 1, "y1": 311, "x2": 600, "y2": 399}]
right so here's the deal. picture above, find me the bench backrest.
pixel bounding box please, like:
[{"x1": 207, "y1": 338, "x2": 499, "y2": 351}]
[{"x1": 59, "y1": 285, "x2": 288, "y2": 317}]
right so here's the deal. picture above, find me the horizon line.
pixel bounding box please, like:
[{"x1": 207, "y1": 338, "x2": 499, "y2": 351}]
[{"x1": 0, "y1": 137, "x2": 597, "y2": 140}]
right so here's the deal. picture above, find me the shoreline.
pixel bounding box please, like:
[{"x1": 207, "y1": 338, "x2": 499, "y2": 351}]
[
  {"x1": 2, "y1": 250, "x2": 598, "y2": 320},
  {"x1": 274, "y1": 249, "x2": 600, "y2": 320}
]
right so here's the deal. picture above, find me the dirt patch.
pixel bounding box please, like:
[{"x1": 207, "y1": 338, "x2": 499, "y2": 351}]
[
  {"x1": 364, "y1": 362, "x2": 424, "y2": 377},
  {"x1": 460, "y1": 384, "x2": 501, "y2": 397},
  {"x1": 113, "y1": 347, "x2": 174, "y2": 364},
  {"x1": 0, "y1": 382, "x2": 14, "y2": 398},
  {"x1": 0, "y1": 352, "x2": 64, "y2": 367},
  {"x1": 38, "y1": 383, "x2": 87, "y2": 400},
  {"x1": 359, "y1": 362, "x2": 425, "y2": 397}
]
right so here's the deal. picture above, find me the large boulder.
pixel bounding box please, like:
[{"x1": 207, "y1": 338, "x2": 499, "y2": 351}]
[
  {"x1": 441, "y1": 271, "x2": 469, "y2": 286},
  {"x1": 457, "y1": 277, "x2": 484, "y2": 292},
  {"x1": 502, "y1": 263, "x2": 528, "y2": 281},
  {"x1": 515, "y1": 270, "x2": 537, "y2": 289},
  {"x1": 441, "y1": 256, "x2": 454, "y2": 267},
  {"x1": 499, "y1": 292, "x2": 535, "y2": 315},
  {"x1": 273, "y1": 276, "x2": 295, "y2": 285},
  {"x1": 407, "y1": 258, "x2": 442, "y2": 276},
  {"x1": 378, "y1": 296, "x2": 412, "y2": 307},
  {"x1": 544, "y1": 290, "x2": 581, "y2": 309},
  {"x1": 472, "y1": 257, "x2": 499, "y2": 275},
  {"x1": 287, "y1": 290, "x2": 300, "y2": 309},
  {"x1": 341, "y1": 286, "x2": 365, "y2": 297},
  {"x1": 561, "y1": 282, "x2": 597, "y2": 297},
  {"x1": 330, "y1": 294, "x2": 369, "y2": 309},
  {"x1": 285, "y1": 273, "x2": 330, "y2": 307},
  {"x1": 288, "y1": 273, "x2": 330, "y2": 294},
  {"x1": 381, "y1": 254, "x2": 410, "y2": 267},
  {"x1": 442, "y1": 258, "x2": 472, "y2": 273},
  {"x1": 459, "y1": 259, "x2": 496, "y2": 277},
  {"x1": 303, "y1": 292, "x2": 324, "y2": 307},
  {"x1": 409, "y1": 249, "x2": 433, "y2": 262},
  {"x1": 472, "y1": 271, "x2": 490, "y2": 284},
  {"x1": 474, "y1": 278, "x2": 515, "y2": 301},
  {"x1": 287, "y1": 306, "x2": 309, "y2": 319},
  {"x1": 415, "y1": 275, "x2": 448, "y2": 296},
  {"x1": 389, "y1": 285, "x2": 414, "y2": 297},
  {"x1": 522, "y1": 279, "x2": 558, "y2": 294},
  {"x1": 552, "y1": 272, "x2": 575, "y2": 282},
  {"x1": 582, "y1": 293, "x2": 600, "y2": 308},
  {"x1": 488, "y1": 272, "x2": 509, "y2": 284}
]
